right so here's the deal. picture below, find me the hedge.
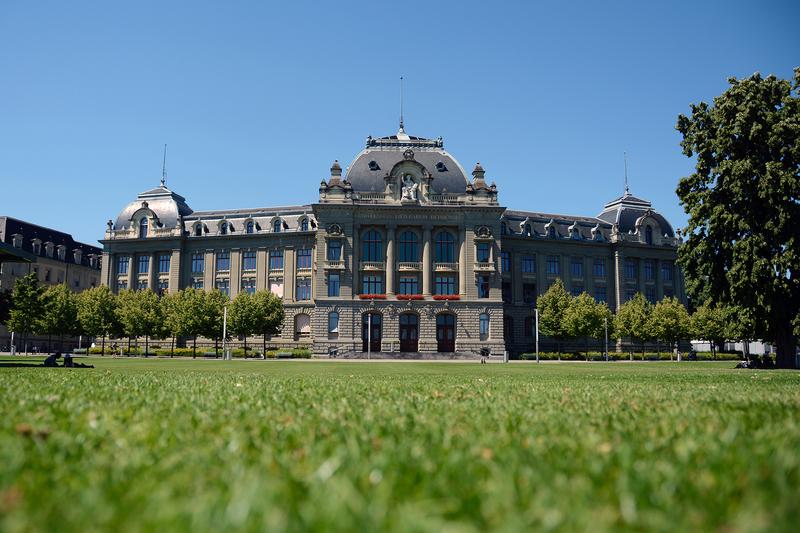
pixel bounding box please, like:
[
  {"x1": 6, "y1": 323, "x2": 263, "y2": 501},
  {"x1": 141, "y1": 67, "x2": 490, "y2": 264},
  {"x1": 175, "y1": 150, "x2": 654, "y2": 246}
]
[{"x1": 519, "y1": 351, "x2": 744, "y2": 361}]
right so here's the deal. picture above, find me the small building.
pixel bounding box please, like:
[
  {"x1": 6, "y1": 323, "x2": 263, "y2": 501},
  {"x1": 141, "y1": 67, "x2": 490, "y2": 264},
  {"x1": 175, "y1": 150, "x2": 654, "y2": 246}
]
[{"x1": 100, "y1": 126, "x2": 685, "y2": 357}]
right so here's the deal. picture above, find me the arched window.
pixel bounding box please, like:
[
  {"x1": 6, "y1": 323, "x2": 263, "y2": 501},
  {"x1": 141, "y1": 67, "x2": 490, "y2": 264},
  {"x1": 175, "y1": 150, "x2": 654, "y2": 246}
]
[
  {"x1": 362, "y1": 229, "x2": 383, "y2": 262},
  {"x1": 273, "y1": 219, "x2": 282, "y2": 233},
  {"x1": 219, "y1": 222, "x2": 228, "y2": 235},
  {"x1": 548, "y1": 226, "x2": 556, "y2": 239},
  {"x1": 294, "y1": 313, "x2": 311, "y2": 340},
  {"x1": 139, "y1": 217, "x2": 148, "y2": 239},
  {"x1": 246, "y1": 221, "x2": 254, "y2": 234},
  {"x1": 328, "y1": 311, "x2": 339, "y2": 339},
  {"x1": 645, "y1": 226, "x2": 653, "y2": 245},
  {"x1": 194, "y1": 223, "x2": 203, "y2": 237},
  {"x1": 479, "y1": 313, "x2": 490, "y2": 340},
  {"x1": 435, "y1": 231, "x2": 455, "y2": 263},
  {"x1": 525, "y1": 224, "x2": 532, "y2": 237},
  {"x1": 301, "y1": 218, "x2": 309, "y2": 232},
  {"x1": 398, "y1": 230, "x2": 419, "y2": 262}
]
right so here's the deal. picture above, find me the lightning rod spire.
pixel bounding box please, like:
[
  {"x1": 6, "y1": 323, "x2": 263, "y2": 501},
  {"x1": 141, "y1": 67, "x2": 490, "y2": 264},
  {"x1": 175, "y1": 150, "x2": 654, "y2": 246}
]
[
  {"x1": 399, "y1": 76, "x2": 405, "y2": 133},
  {"x1": 623, "y1": 151, "x2": 629, "y2": 194},
  {"x1": 161, "y1": 144, "x2": 167, "y2": 187}
]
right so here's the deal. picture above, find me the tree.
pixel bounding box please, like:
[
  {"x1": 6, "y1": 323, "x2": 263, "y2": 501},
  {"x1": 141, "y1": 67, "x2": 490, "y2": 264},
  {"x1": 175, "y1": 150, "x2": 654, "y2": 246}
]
[
  {"x1": 537, "y1": 279, "x2": 572, "y2": 356},
  {"x1": 253, "y1": 289, "x2": 284, "y2": 354},
  {"x1": 615, "y1": 293, "x2": 653, "y2": 360},
  {"x1": 564, "y1": 292, "x2": 613, "y2": 360},
  {"x1": 116, "y1": 289, "x2": 163, "y2": 356},
  {"x1": 0, "y1": 289, "x2": 12, "y2": 325},
  {"x1": 163, "y1": 288, "x2": 207, "y2": 357},
  {"x1": 676, "y1": 69, "x2": 800, "y2": 368},
  {"x1": 76, "y1": 286, "x2": 118, "y2": 355},
  {"x1": 725, "y1": 305, "x2": 758, "y2": 361},
  {"x1": 40, "y1": 284, "x2": 79, "y2": 351},
  {"x1": 650, "y1": 297, "x2": 691, "y2": 360},
  {"x1": 201, "y1": 289, "x2": 227, "y2": 357},
  {"x1": 6, "y1": 273, "x2": 45, "y2": 354},
  {"x1": 690, "y1": 303, "x2": 728, "y2": 359},
  {"x1": 228, "y1": 291, "x2": 258, "y2": 356}
]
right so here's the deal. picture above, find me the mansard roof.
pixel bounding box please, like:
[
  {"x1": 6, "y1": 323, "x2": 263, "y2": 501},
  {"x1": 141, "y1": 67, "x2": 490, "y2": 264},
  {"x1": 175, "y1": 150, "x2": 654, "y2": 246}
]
[
  {"x1": 597, "y1": 190, "x2": 675, "y2": 238},
  {"x1": 113, "y1": 184, "x2": 193, "y2": 231}
]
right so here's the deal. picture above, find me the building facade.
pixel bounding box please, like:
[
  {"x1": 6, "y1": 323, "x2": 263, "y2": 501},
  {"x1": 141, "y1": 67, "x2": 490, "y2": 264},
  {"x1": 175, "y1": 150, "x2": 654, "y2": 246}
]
[
  {"x1": 100, "y1": 127, "x2": 685, "y2": 356},
  {"x1": 1, "y1": 216, "x2": 102, "y2": 351}
]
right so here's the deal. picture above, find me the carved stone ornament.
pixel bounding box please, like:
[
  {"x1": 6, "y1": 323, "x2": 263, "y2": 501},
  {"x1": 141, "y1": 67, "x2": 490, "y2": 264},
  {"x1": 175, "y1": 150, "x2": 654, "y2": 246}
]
[
  {"x1": 475, "y1": 225, "x2": 492, "y2": 238},
  {"x1": 141, "y1": 201, "x2": 149, "y2": 209},
  {"x1": 403, "y1": 149, "x2": 414, "y2": 160},
  {"x1": 328, "y1": 223, "x2": 343, "y2": 236},
  {"x1": 401, "y1": 174, "x2": 419, "y2": 201},
  {"x1": 385, "y1": 304, "x2": 397, "y2": 318}
]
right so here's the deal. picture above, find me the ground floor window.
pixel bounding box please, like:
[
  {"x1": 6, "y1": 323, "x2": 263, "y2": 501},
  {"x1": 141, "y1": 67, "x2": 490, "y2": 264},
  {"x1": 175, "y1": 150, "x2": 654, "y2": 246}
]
[
  {"x1": 241, "y1": 278, "x2": 256, "y2": 294},
  {"x1": 362, "y1": 274, "x2": 383, "y2": 295},
  {"x1": 328, "y1": 311, "x2": 339, "y2": 339},
  {"x1": 435, "y1": 275, "x2": 456, "y2": 295},
  {"x1": 215, "y1": 278, "x2": 230, "y2": 297},
  {"x1": 399, "y1": 275, "x2": 419, "y2": 295},
  {"x1": 479, "y1": 313, "x2": 490, "y2": 340}
]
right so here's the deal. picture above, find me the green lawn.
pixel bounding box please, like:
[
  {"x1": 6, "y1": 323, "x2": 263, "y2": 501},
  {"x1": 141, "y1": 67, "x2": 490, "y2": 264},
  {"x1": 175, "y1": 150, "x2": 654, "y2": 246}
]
[{"x1": 1, "y1": 358, "x2": 798, "y2": 532}]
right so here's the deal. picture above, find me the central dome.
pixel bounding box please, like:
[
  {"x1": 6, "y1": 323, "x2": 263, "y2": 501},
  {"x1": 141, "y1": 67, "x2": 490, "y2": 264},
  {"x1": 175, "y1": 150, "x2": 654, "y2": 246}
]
[{"x1": 344, "y1": 130, "x2": 469, "y2": 194}]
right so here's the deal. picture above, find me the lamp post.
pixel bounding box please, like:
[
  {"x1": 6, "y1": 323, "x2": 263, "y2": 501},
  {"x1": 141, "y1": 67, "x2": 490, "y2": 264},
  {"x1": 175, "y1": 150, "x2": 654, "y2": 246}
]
[
  {"x1": 222, "y1": 304, "x2": 229, "y2": 360},
  {"x1": 535, "y1": 307, "x2": 540, "y2": 364},
  {"x1": 604, "y1": 316, "x2": 609, "y2": 361},
  {"x1": 367, "y1": 313, "x2": 371, "y2": 360}
]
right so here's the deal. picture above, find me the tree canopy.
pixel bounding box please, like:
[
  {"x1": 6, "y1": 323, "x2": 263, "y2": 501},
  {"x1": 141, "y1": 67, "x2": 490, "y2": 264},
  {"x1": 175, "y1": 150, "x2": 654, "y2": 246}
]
[
  {"x1": 614, "y1": 293, "x2": 653, "y2": 358},
  {"x1": 537, "y1": 279, "x2": 572, "y2": 353},
  {"x1": 676, "y1": 69, "x2": 800, "y2": 368},
  {"x1": 6, "y1": 273, "x2": 45, "y2": 346}
]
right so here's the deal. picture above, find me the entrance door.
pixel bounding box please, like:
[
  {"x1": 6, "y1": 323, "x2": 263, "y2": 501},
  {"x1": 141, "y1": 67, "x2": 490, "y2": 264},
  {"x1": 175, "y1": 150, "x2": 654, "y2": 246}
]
[
  {"x1": 436, "y1": 313, "x2": 455, "y2": 353},
  {"x1": 361, "y1": 313, "x2": 382, "y2": 352},
  {"x1": 399, "y1": 313, "x2": 419, "y2": 352}
]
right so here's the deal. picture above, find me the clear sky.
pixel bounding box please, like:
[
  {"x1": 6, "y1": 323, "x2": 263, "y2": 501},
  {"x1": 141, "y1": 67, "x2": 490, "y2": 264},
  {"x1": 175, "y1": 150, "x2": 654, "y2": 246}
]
[{"x1": 0, "y1": 0, "x2": 797, "y2": 245}]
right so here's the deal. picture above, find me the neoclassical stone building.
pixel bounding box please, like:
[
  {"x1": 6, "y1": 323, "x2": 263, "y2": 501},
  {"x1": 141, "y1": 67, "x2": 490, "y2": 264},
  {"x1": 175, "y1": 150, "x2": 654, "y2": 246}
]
[{"x1": 100, "y1": 126, "x2": 685, "y2": 356}]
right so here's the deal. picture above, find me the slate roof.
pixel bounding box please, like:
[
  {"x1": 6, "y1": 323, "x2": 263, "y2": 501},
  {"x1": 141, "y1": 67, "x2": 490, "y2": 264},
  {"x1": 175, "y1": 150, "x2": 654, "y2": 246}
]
[{"x1": 0, "y1": 216, "x2": 102, "y2": 267}]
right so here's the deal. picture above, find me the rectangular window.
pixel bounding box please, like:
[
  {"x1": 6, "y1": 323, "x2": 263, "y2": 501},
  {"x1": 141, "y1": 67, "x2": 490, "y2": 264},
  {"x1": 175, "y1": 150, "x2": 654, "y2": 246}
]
[
  {"x1": 522, "y1": 255, "x2": 535, "y2": 273},
  {"x1": 327, "y1": 240, "x2": 342, "y2": 261},
  {"x1": 297, "y1": 248, "x2": 312, "y2": 269},
  {"x1": 626, "y1": 289, "x2": 637, "y2": 302},
  {"x1": 269, "y1": 250, "x2": 284, "y2": 270},
  {"x1": 362, "y1": 275, "x2": 383, "y2": 295},
  {"x1": 644, "y1": 260, "x2": 655, "y2": 281},
  {"x1": 435, "y1": 275, "x2": 456, "y2": 295},
  {"x1": 571, "y1": 285, "x2": 584, "y2": 297},
  {"x1": 157, "y1": 279, "x2": 169, "y2": 294},
  {"x1": 476, "y1": 242, "x2": 490, "y2": 262},
  {"x1": 479, "y1": 314, "x2": 490, "y2": 340},
  {"x1": 328, "y1": 272, "x2": 340, "y2": 297},
  {"x1": 502, "y1": 281, "x2": 512, "y2": 303},
  {"x1": 215, "y1": 278, "x2": 230, "y2": 297},
  {"x1": 242, "y1": 250, "x2": 257, "y2": 271},
  {"x1": 523, "y1": 283, "x2": 537, "y2": 304},
  {"x1": 500, "y1": 251, "x2": 511, "y2": 273},
  {"x1": 216, "y1": 250, "x2": 230, "y2": 271},
  {"x1": 117, "y1": 256, "x2": 129, "y2": 275},
  {"x1": 595, "y1": 286, "x2": 607, "y2": 303},
  {"x1": 571, "y1": 258, "x2": 583, "y2": 277},
  {"x1": 646, "y1": 286, "x2": 657, "y2": 304},
  {"x1": 137, "y1": 255, "x2": 149, "y2": 274},
  {"x1": 478, "y1": 275, "x2": 490, "y2": 298},
  {"x1": 297, "y1": 278, "x2": 311, "y2": 300},
  {"x1": 625, "y1": 258, "x2": 637, "y2": 280},
  {"x1": 136, "y1": 279, "x2": 148, "y2": 291},
  {"x1": 661, "y1": 262, "x2": 673, "y2": 282},
  {"x1": 593, "y1": 258, "x2": 606, "y2": 278},
  {"x1": 191, "y1": 278, "x2": 204, "y2": 289},
  {"x1": 191, "y1": 252, "x2": 204, "y2": 273},
  {"x1": 328, "y1": 312, "x2": 339, "y2": 336},
  {"x1": 241, "y1": 278, "x2": 256, "y2": 294},
  {"x1": 546, "y1": 255, "x2": 560, "y2": 275},
  {"x1": 399, "y1": 276, "x2": 419, "y2": 295},
  {"x1": 117, "y1": 280, "x2": 128, "y2": 291},
  {"x1": 269, "y1": 280, "x2": 284, "y2": 298},
  {"x1": 158, "y1": 253, "x2": 171, "y2": 274}
]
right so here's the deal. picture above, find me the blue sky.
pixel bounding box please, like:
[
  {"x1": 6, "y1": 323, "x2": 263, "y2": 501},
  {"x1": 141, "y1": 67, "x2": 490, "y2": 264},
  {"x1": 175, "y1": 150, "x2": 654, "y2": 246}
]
[{"x1": 0, "y1": 0, "x2": 797, "y2": 245}]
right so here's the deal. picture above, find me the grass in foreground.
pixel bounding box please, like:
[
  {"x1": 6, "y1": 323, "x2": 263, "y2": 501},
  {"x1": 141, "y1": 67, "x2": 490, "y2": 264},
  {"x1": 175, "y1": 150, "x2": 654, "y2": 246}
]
[{"x1": 0, "y1": 358, "x2": 798, "y2": 532}]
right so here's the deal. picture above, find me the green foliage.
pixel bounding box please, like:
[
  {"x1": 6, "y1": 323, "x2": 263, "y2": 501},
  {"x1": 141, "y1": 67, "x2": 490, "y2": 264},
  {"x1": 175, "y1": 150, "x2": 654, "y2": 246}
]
[
  {"x1": 6, "y1": 273, "x2": 45, "y2": 337},
  {"x1": 676, "y1": 69, "x2": 800, "y2": 367},
  {"x1": 228, "y1": 291, "x2": 258, "y2": 345},
  {"x1": 252, "y1": 289, "x2": 284, "y2": 338},
  {"x1": 202, "y1": 289, "x2": 227, "y2": 342},
  {"x1": 649, "y1": 297, "x2": 690, "y2": 347},
  {"x1": 614, "y1": 293, "x2": 653, "y2": 353},
  {"x1": 162, "y1": 288, "x2": 206, "y2": 340},
  {"x1": 0, "y1": 359, "x2": 797, "y2": 531},
  {"x1": 0, "y1": 289, "x2": 12, "y2": 324},
  {"x1": 537, "y1": 279, "x2": 571, "y2": 348},
  {"x1": 564, "y1": 292, "x2": 613, "y2": 345},
  {"x1": 40, "y1": 284, "x2": 79, "y2": 338},
  {"x1": 76, "y1": 286, "x2": 119, "y2": 345}
]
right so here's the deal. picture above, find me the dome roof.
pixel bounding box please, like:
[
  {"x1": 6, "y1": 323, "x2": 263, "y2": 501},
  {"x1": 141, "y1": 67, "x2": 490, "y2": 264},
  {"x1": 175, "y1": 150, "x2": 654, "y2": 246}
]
[
  {"x1": 597, "y1": 191, "x2": 675, "y2": 237},
  {"x1": 344, "y1": 130, "x2": 469, "y2": 194},
  {"x1": 113, "y1": 185, "x2": 193, "y2": 231}
]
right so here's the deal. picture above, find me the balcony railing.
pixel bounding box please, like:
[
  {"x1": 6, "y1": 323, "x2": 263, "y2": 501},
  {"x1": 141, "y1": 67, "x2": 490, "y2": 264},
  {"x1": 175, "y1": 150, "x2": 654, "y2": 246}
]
[
  {"x1": 359, "y1": 261, "x2": 385, "y2": 271},
  {"x1": 428, "y1": 193, "x2": 465, "y2": 205},
  {"x1": 398, "y1": 261, "x2": 422, "y2": 271},
  {"x1": 474, "y1": 262, "x2": 495, "y2": 272},
  {"x1": 434, "y1": 262, "x2": 459, "y2": 272},
  {"x1": 324, "y1": 260, "x2": 345, "y2": 270}
]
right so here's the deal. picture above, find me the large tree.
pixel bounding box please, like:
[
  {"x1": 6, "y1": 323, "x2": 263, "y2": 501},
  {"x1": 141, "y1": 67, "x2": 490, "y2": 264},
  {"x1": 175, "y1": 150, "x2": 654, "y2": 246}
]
[
  {"x1": 163, "y1": 288, "x2": 207, "y2": 357},
  {"x1": 564, "y1": 292, "x2": 613, "y2": 360},
  {"x1": 76, "y1": 286, "x2": 118, "y2": 355},
  {"x1": 253, "y1": 289, "x2": 285, "y2": 354},
  {"x1": 537, "y1": 279, "x2": 572, "y2": 356},
  {"x1": 614, "y1": 293, "x2": 653, "y2": 360},
  {"x1": 690, "y1": 302, "x2": 728, "y2": 359},
  {"x1": 228, "y1": 291, "x2": 258, "y2": 356},
  {"x1": 676, "y1": 69, "x2": 800, "y2": 368},
  {"x1": 116, "y1": 289, "x2": 163, "y2": 356},
  {"x1": 40, "y1": 284, "x2": 79, "y2": 351},
  {"x1": 650, "y1": 297, "x2": 691, "y2": 360},
  {"x1": 6, "y1": 273, "x2": 45, "y2": 354},
  {"x1": 202, "y1": 289, "x2": 228, "y2": 357}
]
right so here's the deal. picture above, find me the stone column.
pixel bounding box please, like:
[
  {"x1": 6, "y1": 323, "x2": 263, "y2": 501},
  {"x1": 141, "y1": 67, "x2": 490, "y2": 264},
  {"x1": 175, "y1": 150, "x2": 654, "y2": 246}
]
[
  {"x1": 284, "y1": 247, "x2": 296, "y2": 301},
  {"x1": 458, "y1": 228, "x2": 467, "y2": 297},
  {"x1": 101, "y1": 252, "x2": 113, "y2": 289},
  {"x1": 386, "y1": 226, "x2": 395, "y2": 296},
  {"x1": 204, "y1": 249, "x2": 214, "y2": 290},
  {"x1": 613, "y1": 248, "x2": 623, "y2": 312},
  {"x1": 256, "y1": 248, "x2": 267, "y2": 291},
  {"x1": 512, "y1": 252, "x2": 523, "y2": 304},
  {"x1": 352, "y1": 226, "x2": 359, "y2": 297},
  {"x1": 148, "y1": 254, "x2": 156, "y2": 291},
  {"x1": 169, "y1": 249, "x2": 181, "y2": 293},
  {"x1": 422, "y1": 226, "x2": 432, "y2": 296},
  {"x1": 230, "y1": 248, "x2": 241, "y2": 298}
]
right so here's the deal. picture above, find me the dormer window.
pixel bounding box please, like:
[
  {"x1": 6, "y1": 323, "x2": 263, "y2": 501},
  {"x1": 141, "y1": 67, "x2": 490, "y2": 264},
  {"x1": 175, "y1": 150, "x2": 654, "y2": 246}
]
[
  {"x1": 32, "y1": 240, "x2": 41, "y2": 255},
  {"x1": 368, "y1": 160, "x2": 380, "y2": 171},
  {"x1": 246, "y1": 221, "x2": 255, "y2": 234},
  {"x1": 74, "y1": 249, "x2": 82, "y2": 265},
  {"x1": 12, "y1": 234, "x2": 22, "y2": 249},
  {"x1": 219, "y1": 222, "x2": 228, "y2": 235},
  {"x1": 57, "y1": 246, "x2": 66, "y2": 261},
  {"x1": 139, "y1": 217, "x2": 149, "y2": 238},
  {"x1": 45, "y1": 242, "x2": 54, "y2": 257},
  {"x1": 524, "y1": 224, "x2": 532, "y2": 237},
  {"x1": 301, "y1": 219, "x2": 309, "y2": 232},
  {"x1": 645, "y1": 226, "x2": 653, "y2": 245},
  {"x1": 273, "y1": 219, "x2": 282, "y2": 233},
  {"x1": 194, "y1": 223, "x2": 203, "y2": 237},
  {"x1": 549, "y1": 226, "x2": 556, "y2": 239}
]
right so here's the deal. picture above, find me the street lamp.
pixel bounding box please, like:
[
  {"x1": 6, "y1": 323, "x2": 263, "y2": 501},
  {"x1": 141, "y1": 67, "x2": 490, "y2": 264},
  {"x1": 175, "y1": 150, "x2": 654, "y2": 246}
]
[{"x1": 222, "y1": 304, "x2": 229, "y2": 360}]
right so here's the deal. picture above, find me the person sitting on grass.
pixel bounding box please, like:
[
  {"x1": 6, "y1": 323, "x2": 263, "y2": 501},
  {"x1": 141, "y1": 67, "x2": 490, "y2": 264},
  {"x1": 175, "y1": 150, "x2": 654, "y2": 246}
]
[
  {"x1": 64, "y1": 353, "x2": 74, "y2": 367},
  {"x1": 43, "y1": 352, "x2": 62, "y2": 367}
]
